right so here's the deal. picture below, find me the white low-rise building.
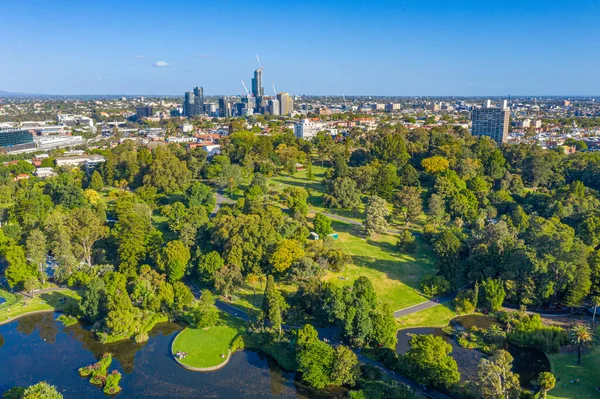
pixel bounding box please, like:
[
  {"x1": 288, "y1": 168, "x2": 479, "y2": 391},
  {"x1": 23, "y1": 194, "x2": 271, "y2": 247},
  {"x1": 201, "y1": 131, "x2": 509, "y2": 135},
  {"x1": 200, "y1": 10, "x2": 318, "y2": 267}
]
[
  {"x1": 56, "y1": 154, "x2": 105, "y2": 167},
  {"x1": 35, "y1": 167, "x2": 56, "y2": 179},
  {"x1": 294, "y1": 119, "x2": 325, "y2": 140}
]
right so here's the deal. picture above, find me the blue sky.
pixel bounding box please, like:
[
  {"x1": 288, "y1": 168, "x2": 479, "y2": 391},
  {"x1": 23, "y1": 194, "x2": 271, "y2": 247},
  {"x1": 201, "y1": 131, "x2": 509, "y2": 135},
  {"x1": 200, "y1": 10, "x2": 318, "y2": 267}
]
[{"x1": 1, "y1": 0, "x2": 598, "y2": 96}]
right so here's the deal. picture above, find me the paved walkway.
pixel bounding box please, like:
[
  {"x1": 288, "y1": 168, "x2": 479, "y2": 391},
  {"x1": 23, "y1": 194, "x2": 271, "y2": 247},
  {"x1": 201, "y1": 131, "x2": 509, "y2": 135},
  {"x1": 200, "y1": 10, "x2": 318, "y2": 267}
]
[{"x1": 394, "y1": 292, "x2": 458, "y2": 318}]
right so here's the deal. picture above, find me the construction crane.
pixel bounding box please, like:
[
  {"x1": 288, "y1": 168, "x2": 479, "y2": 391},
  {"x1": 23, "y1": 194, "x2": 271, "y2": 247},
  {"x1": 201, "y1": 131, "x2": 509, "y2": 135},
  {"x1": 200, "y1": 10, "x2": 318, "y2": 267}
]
[
  {"x1": 255, "y1": 54, "x2": 263, "y2": 70},
  {"x1": 272, "y1": 83, "x2": 277, "y2": 97},
  {"x1": 342, "y1": 94, "x2": 348, "y2": 109},
  {"x1": 241, "y1": 80, "x2": 250, "y2": 96}
]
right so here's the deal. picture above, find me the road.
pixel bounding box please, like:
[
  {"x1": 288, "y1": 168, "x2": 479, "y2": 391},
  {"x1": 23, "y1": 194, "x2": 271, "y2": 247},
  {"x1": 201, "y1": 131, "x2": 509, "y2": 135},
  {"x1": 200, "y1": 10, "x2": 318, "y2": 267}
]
[{"x1": 393, "y1": 291, "x2": 458, "y2": 318}]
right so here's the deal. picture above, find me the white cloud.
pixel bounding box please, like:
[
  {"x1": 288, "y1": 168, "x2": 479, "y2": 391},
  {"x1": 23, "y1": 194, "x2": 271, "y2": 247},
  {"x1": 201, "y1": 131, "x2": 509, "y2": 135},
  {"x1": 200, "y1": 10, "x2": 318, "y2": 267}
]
[
  {"x1": 153, "y1": 60, "x2": 172, "y2": 68},
  {"x1": 199, "y1": 54, "x2": 212, "y2": 59},
  {"x1": 135, "y1": 55, "x2": 145, "y2": 59}
]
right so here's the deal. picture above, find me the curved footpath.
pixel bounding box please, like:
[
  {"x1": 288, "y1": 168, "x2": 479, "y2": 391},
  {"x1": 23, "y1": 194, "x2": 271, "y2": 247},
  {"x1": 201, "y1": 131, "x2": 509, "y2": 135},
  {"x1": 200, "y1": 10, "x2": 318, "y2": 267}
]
[{"x1": 0, "y1": 309, "x2": 58, "y2": 326}]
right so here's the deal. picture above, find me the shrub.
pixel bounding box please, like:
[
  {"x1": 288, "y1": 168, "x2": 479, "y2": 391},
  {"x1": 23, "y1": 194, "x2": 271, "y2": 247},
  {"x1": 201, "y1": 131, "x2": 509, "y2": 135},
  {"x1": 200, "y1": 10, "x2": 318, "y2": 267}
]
[
  {"x1": 397, "y1": 229, "x2": 417, "y2": 253},
  {"x1": 134, "y1": 332, "x2": 149, "y2": 343},
  {"x1": 420, "y1": 275, "x2": 450, "y2": 298},
  {"x1": 231, "y1": 335, "x2": 245, "y2": 352},
  {"x1": 454, "y1": 289, "x2": 476, "y2": 314},
  {"x1": 103, "y1": 370, "x2": 122, "y2": 395},
  {"x1": 500, "y1": 313, "x2": 568, "y2": 353}
]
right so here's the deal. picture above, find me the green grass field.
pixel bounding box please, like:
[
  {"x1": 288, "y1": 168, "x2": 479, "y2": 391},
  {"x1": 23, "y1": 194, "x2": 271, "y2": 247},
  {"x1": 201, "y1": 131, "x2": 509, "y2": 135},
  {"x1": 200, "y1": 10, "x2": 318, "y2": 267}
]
[
  {"x1": 396, "y1": 303, "x2": 457, "y2": 328},
  {"x1": 171, "y1": 312, "x2": 245, "y2": 369},
  {"x1": 548, "y1": 329, "x2": 600, "y2": 399},
  {"x1": 0, "y1": 289, "x2": 80, "y2": 325},
  {"x1": 325, "y1": 220, "x2": 436, "y2": 311}
]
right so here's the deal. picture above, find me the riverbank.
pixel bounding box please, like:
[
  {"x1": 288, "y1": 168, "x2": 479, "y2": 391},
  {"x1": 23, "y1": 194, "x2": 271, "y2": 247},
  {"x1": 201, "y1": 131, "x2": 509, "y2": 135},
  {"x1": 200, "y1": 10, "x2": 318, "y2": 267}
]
[
  {"x1": 0, "y1": 288, "x2": 80, "y2": 326},
  {"x1": 171, "y1": 312, "x2": 245, "y2": 370}
]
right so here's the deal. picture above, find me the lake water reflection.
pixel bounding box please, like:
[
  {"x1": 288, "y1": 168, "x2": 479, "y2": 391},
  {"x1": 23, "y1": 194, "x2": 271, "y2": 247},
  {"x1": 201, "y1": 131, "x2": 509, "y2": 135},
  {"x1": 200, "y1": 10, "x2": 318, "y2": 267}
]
[{"x1": 0, "y1": 313, "x2": 334, "y2": 398}]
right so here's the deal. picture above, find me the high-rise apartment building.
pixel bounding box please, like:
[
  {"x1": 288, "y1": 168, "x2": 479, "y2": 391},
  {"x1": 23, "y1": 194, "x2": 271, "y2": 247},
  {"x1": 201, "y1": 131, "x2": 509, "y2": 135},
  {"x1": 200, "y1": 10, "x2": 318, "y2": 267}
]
[
  {"x1": 218, "y1": 97, "x2": 231, "y2": 117},
  {"x1": 136, "y1": 105, "x2": 154, "y2": 120},
  {"x1": 183, "y1": 91, "x2": 194, "y2": 117},
  {"x1": 251, "y1": 68, "x2": 264, "y2": 99},
  {"x1": 193, "y1": 86, "x2": 204, "y2": 114},
  {"x1": 267, "y1": 99, "x2": 280, "y2": 116},
  {"x1": 470, "y1": 100, "x2": 510, "y2": 143},
  {"x1": 277, "y1": 92, "x2": 294, "y2": 115}
]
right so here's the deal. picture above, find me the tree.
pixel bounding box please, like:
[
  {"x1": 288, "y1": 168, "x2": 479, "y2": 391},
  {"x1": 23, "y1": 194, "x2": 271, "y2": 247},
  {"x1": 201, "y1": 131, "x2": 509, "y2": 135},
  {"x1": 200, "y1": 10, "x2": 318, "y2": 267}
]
[
  {"x1": 79, "y1": 278, "x2": 107, "y2": 323},
  {"x1": 313, "y1": 213, "x2": 333, "y2": 238},
  {"x1": 185, "y1": 182, "x2": 215, "y2": 211},
  {"x1": 90, "y1": 170, "x2": 104, "y2": 191},
  {"x1": 159, "y1": 240, "x2": 191, "y2": 282},
  {"x1": 114, "y1": 196, "x2": 153, "y2": 277},
  {"x1": 331, "y1": 345, "x2": 360, "y2": 386},
  {"x1": 397, "y1": 229, "x2": 416, "y2": 253},
  {"x1": 189, "y1": 291, "x2": 219, "y2": 328},
  {"x1": 427, "y1": 193, "x2": 447, "y2": 225},
  {"x1": 68, "y1": 207, "x2": 108, "y2": 266},
  {"x1": 537, "y1": 372, "x2": 556, "y2": 399},
  {"x1": 432, "y1": 230, "x2": 462, "y2": 283},
  {"x1": 393, "y1": 187, "x2": 422, "y2": 225},
  {"x1": 569, "y1": 325, "x2": 594, "y2": 364},
  {"x1": 262, "y1": 275, "x2": 289, "y2": 334},
  {"x1": 370, "y1": 303, "x2": 398, "y2": 348},
  {"x1": 420, "y1": 275, "x2": 451, "y2": 298},
  {"x1": 371, "y1": 132, "x2": 409, "y2": 167},
  {"x1": 326, "y1": 177, "x2": 361, "y2": 211},
  {"x1": 296, "y1": 324, "x2": 335, "y2": 389},
  {"x1": 12, "y1": 381, "x2": 64, "y2": 399},
  {"x1": 216, "y1": 164, "x2": 245, "y2": 196},
  {"x1": 477, "y1": 350, "x2": 521, "y2": 399},
  {"x1": 422, "y1": 156, "x2": 450, "y2": 174},
  {"x1": 402, "y1": 334, "x2": 460, "y2": 389},
  {"x1": 144, "y1": 146, "x2": 191, "y2": 193},
  {"x1": 4, "y1": 245, "x2": 37, "y2": 289},
  {"x1": 364, "y1": 195, "x2": 389, "y2": 237},
  {"x1": 284, "y1": 187, "x2": 309, "y2": 216},
  {"x1": 482, "y1": 278, "x2": 506, "y2": 311},
  {"x1": 26, "y1": 229, "x2": 47, "y2": 284},
  {"x1": 270, "y1": 239, "x2": 305, "y2": 273},
  {"x1": 172, "y1": 281, "x2": 193, "y2": 312},
  {"x1": 214, "y1": 264, "x2": 243, "y2": 298},
  {"x1": 196, "y1": 251, "x2": 224, "y2": 283}
]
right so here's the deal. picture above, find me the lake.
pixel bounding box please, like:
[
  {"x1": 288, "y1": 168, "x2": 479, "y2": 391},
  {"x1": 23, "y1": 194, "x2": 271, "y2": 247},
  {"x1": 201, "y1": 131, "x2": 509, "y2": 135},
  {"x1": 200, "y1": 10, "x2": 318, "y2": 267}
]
[{"x1": 0, "y1": 313, "x2": 339, "y2": 398}]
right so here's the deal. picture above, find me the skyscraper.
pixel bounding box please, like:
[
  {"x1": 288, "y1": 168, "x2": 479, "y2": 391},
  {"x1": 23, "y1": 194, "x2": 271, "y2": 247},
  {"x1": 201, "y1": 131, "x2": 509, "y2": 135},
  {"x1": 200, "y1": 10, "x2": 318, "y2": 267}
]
[
  {"x1": 193, "y1": 86, "x2": 204, "y2": 115},
  {"x1": 277, "y1": 92, "x2": 294, "y2": 115},
  {"x1": 251, "y1": 68, "x2": 264, "y2": 99},
  {"x1": 267, "y1": 98, "x2": 280, "y2": 116},
  {"x1": 471, "y1": 100, "x2": 510, "y2": 144},
  {"x1": 183, "y1": 91, "x2": 194, "y2": 117},
  {"x1": 218, "y1": 97, "x2": 231, "y2": 117}
]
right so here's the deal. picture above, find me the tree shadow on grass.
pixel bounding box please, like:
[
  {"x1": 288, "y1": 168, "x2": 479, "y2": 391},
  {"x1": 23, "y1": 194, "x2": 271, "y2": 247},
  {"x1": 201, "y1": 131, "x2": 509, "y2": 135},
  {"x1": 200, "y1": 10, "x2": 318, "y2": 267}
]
[
  {"x1": 271, "y1": 177, "x2": 327, "y2": 194},
  {"x1": 351, "y1": 256, "x2": 427, "y2": 291}
]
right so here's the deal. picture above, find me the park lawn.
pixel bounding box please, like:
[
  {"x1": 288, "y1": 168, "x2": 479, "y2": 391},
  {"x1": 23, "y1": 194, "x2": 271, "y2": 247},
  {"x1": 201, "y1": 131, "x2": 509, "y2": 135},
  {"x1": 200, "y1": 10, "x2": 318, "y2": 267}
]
[
  {"x1": 547, "y1": 330, "x2": 600, "y2": 399},
  {"x1": 0, "y1": 288, "x2": 81, "y2": 325},
  {"x1": 172, "y1": 312, "x2": 245, "y2": 369},
  {"x1": 229, "y1": 281, "x2": 298, "y2": 314},
  {"x1": 396, "y1": 304, "x2": 458, "y2": 328},
  {"x1": 324, "y1": 220, "x2": 436, "y2": 311}
]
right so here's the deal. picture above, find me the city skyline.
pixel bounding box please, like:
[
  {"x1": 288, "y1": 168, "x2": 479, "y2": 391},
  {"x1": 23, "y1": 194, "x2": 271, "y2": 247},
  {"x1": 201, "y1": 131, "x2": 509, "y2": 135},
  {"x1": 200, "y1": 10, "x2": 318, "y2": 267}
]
[{"x1": 1, "y1": 0, "x2": 599, "y2": 96}]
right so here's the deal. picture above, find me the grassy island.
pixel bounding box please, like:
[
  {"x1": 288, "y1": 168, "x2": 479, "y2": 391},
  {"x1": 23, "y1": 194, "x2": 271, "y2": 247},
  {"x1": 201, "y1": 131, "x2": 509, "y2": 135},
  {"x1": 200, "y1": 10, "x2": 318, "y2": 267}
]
[{"x1": 171, "y1": 312, "x2": 245, "y2": 370}]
